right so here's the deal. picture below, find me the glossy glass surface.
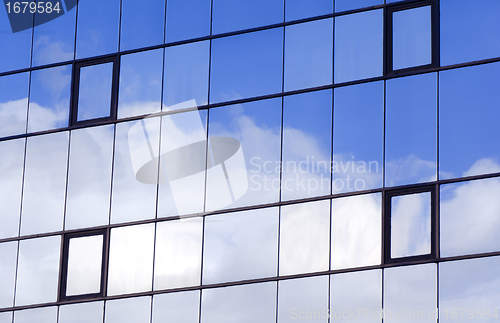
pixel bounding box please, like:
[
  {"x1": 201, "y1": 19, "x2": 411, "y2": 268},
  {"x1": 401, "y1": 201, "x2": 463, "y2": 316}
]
[
  {"x1": 385, "y1": 73, "x2": 437, "y2": 187},
  {"x1": 440, "y1": 177, "x2": 500, "y2": 257},
  {"x1": 107, "y1": 224, "x2": 155, "y2": 296},
  {"x1": 110, "y1": 118, "x2": 160, "y2": 224},
  {"x1": 152, "y1": 291, "x2": 200, "y2": 323},
  {"x1": 21, "y1": 132, "x2": 68, "y2": 236},
  {"x1": 76, "y1": 0, "x2": 120, "y2": 58},
  {"x1": 118, "y1": 49, "x2": 163, "y2": 118},
  {"x1": 210, "y1": 29, "x2": 283, "y2": 104},
  {"x1": 66, "y1": 235, "x2": 103, "y2": 296},
  {"x1": 0, "y1": 139, "x2": 25, "y2": 239},
  {"x1": 77, "y1": 63, "x2": 113, "y2": 121},
  {"x1": 335, "y1": 0, "x2": 383, "y2": 12},
  {"x1": 330, "y1": 270, "x2": 382, "y2": 323},
  {"x1": 15, "y1": 236, "x2": 61, "y2": 306},
  {"x1": 14, "y1": 307, "x2": 57, "y2": 323},
  {"x1": 384, "y1": 264, "x2": 437, "y2": 323},
  {"x1": 393, "y1": 6, "x2": 432, "y2": 70},
  {"x1": 334, "y1": 10, "x2": 383, "y2": 83},
  {"x1": 0, "y1": 9, "x2": 32, "y2": 73},
  {"x1": 65, "y1": 125, "x2": 114, "y2": 229},
  {"x1": 285, "y1": 0, "x2": 332, "y2": 21},
  {"x1": 331, "y1": 193, "x2": 381, "y2": 270},
  {"x1": 391, "y1": 192, "x2": 431, "y2": 258},
  {"x1": 154, "y1": 218, "x2": 203, "y2": 290},
  {"x1": 441, "y1": 0, "x2": 500, "y2": 66},
  {"x1": 279, "y1": 200, "x2": 330, "y2": 276},
  {"x1": 201, "y1": 282, "x2": 277, "y2": 323},
  {"x1": 163, "y1": 41, "x2": 210, "y2": 110},
  {"x1": 333, "y1": 82, "x2": 383, "y2": 193},
  {"x1": 58, "y1": 302, "x2": 104, "y2": 323},
  {"x1": 212, "y1": 0, "x2": 283, "y2": 34},
  {"x1": 206, "y1": 98, "x2": 281, "y2": 211},
  {"x1": 281, "y1": 90, "x2": 332, "y2": 200},
  {"x1": 104, "y1": 297, "x2": 151, "y2": 323},
  {"x1": 120, "y1": 0, "x2": 164, "y2": 51},
  {"x1": 202, "y1": 208, "x2": 279, "y2": 284},
  {"x1": 278, "y1": 276, "x2": 329, "y2": 323},
  {"x1": 0, "y1": 72, "x2": 29, "y2": 137},
  {"x1": 165, "y1": 0, "x2": 211, "y2": 43},
  {"x1": 0, "y1": 242, "x2": 17, "y2": 308},
  {"x1": 27, "y1": 65, "x2": 71, "y2": 133}
]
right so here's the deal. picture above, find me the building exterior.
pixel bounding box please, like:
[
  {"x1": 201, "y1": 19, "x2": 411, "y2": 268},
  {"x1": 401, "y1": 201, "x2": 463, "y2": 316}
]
[{"x1": 0, "y1": 0, "x2": 500, "y2": 322}]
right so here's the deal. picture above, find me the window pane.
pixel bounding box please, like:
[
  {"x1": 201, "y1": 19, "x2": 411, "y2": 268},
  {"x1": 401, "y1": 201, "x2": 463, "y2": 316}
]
[
  {"x1": 163, "y1": 41, "x2": 210, "y2": 110},
  {"x1": 440, "y1": 177, "x2": 500, "y2": 257},
  {"x1": 27, "y1": 65, "x2": 71, "y2": 133},
  {"x1": 107, "y1": 224, "x2": 155, "y2": 296},
  {"x1": 0, "y1": 72, "x2": 29, "y2": 137},
  {"x1": 152, "y1": 291, "x2": 200, "y2": 323},
  {"x1": 15, "y1": 236, "x2": 61, "y2": 306},
  {"x1": 284, "y1": 18, "x2": 333, "y2": 91},
  {"x1": 105, "y1": 297, "x2": 151, "y2": 323},
  {"x1": 333, "y1": 81, "x2": 383, "y2": 193},
  {"x1": 440, "y1": 62, "x2": 500, "y2": 179},
  {"x1": 165, "y1": 0, "x2": 211, "y2": 43},
  {"x1": 202, "y1": 208, "x2": 278, "y2": 284},
  {"x1": 21, "y1": 132, "x2": 68, "y2": 236},
  {"x1": 77, "y1": 63, "x2": 113, "y2": 121},
  {"x1": 14, "y1": 307, "x2": 57, "y2": 323},
  {"x1": 210, "y1": 29, "x2": 283, "y2": 104},
  {"x1": 120, "y1": 0, "x2": 164, "y2": 51},
  {"x1": 118, "y1": 49, "x2": 163, "y2": 119},
  {"x1": 0, "y1": 11, "x2": 32, "y2": 73},
  {"x1": 385, "y1": 73, "x2": 437, "y2": 187},
  {"x1": 331, "y1": 193, "x2": 381, "y2": 270},
  {"x1": 441, "y1": 0, "x2": 500, "y2": 66},
  {"x1": 212, "y1": 0, "x2": 283, "y2": 34},
  {"x1": 0, "y1": 242, "x2": 17, "y2": 308},
  {"x1": 335, "y1": 0, "x2": 383, "y2": 13},
  {"x1": 66, "y1": 235, "x2": 103, "y2": 296},
  {"x1": 285, "y1": 0, "x2": 332, "y2": 21},
  {"x1": 59, "y1": 301, "x2": 104, "y2": 323},
  {"x1": 391, "y1": 192, "x2": 432, "y2": 258},
  {"x1": 279, "y1": 200, "x2": 330, "y2": 276},
  {"x1": 334, "y1": 10, "x2": 383, "y2": 83}
]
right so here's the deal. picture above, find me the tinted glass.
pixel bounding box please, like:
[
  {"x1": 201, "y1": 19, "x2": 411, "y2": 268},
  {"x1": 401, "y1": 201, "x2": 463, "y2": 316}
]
[
  {"x1": 439, "y1": 62, "x2": 500, "y2": 179},
  {"x1": 385, "y1": 73, "x2": 437, "y2": 187},
  {"x1": 0, "y1": 242, "x2": 17, "y2": 308},
  {"x1": 202, "y1": 208, "x2": 279, "y2": 284},
  {"x1": 105, "y1": 297, "x2": 151, "y2": 323},
  {"x1": 0, "y1": 9, "x2": 32, "y2": 73},
  {"x1": 334, "y1": 10, "x2": 383, "y2": 83},
  {"x1": 77, "y1": 63, "x2": 113, "y2": 121},
  {"x1": 335, "y1": 0, "x2": 383, "y2": 12},
  {"x1": 27, "y1": 65, "x2": 71, "y2": 133},
  {"x1": 14, "y1": 307, "x2": 57, "y2": 323},
  {"x1": 21, "y1": 132, "x2": 68, "y2": 236},
  {"x1": 59, "y1": 301, "x2": 104, "y2": 323},
  {"x1": 285, "y1": 0, "x2": 332, "y2": 21},
  {"x1": 152, "y1": 291, "x2": 199, "y2": 323},
  {"x1": 210, "y1": 29, "x2": 283, "y2": 104},
  {"x1": 118, "y1": 49, "x2": 163, "y2": 119},
  {"x1": 120, "y1": 0, "x2": 164, "y2": 51},
  {"x1": 165, "y1": 0, "x2": 211, "y2": 43},
  {"x1": 66, "y1": 235, "x2": 103, "y2": 296},
  {"x1": 333, "y1": 81, "x2": 383, "y2": 193},
  {"x1": 0, "y1": 72, "x2": 29, "y2": 137}
]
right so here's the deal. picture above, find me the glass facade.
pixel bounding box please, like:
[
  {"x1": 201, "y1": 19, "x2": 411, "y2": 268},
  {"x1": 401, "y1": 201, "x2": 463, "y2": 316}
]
[{"x1": 0, "y1": 0, "x2": 499, "y2": 321}]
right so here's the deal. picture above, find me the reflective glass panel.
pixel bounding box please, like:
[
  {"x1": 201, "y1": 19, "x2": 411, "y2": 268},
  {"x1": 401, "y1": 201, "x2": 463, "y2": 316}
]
[
  {"x1": 210, "y1": 29, "x2": 283, "y2": 104},
  {"x1": 77, "y1": 63, "x2": 113, "y2": 121},
  {"x1": 65, "y1": 125, "x2": 114, "y2": 229},
  {"x1": 391, "y1": 192, "x2": 432, "y2": 258},
  {"x1": 0, "y1": 138, "x2": 25, "y2": 239},
  {"x1": 165, "y1": 0, "x2": 211, "y2": 43},
  {"x1": 393, "y1": 6, "x2": 432, "y2": 70},
  {"x1": 441, "y1": 0, "x2": 500, "y2": 66},
  {"x1": 120, "y1": 0, "x2": 164, "y2": 51},
  {"x1": 27, "y1": 65, "x2": 71, "y2": 133},
  {"x1": 281, "y1": 90, "x2": 332, "y2": 200},
  {"x1": 279, "y1": 200, "x2": 330, "y2": 276},
  {"x1": 105, "y1": 297, "x2": 151, "y2": 323},
  {"x1": 335, "y1": 0, "x2": 383, "y2": 12},
  {"x1": 66, "y1": 235, "x2": 103, "y2": 296},
  {"x1": 21, "y1": 132, "x2": 68, "y2": 236},
  {"x1": 59, "y1": 301, "x2": 104, "y2": 323},
  {"x1": 154, "y1": 218, "x2": 203, "y2": 290},
  {"x1": 384, "y1": 264, "x2": 437, "y2": 323},
  {"x1": 333, "y1": 81, "x2": 383, "y2": 193},
  {"x1": 330, "y1": 270, "x2": 382, "y2": 323},
  {"x1": 331, "y1": 193, "x2": 381, "y2": 270},
  {"x1": 14, "y1": 307, "x2": 57, "y2": 323},
  {"x1": 76, "y1": 0, "x2": 120, "y2": 58},
  {"x1": 163, "y1": 41, "x2": 210, "y2": 110},
  {"x1": 15, "y1": 236, "x2": 61, "y2": 306},
  {"x1": 334, "y1": 10, "x2": 383, "y2": 83},
  {"x1": 0, "y1": 8, "x2": 32, "y2": 73},
  {"x1": 0, "y1": 242, "x2": 17, "y2": 308},
  {"x1": 440, "y1": 177, "x2": 500, "y2": 257},
  {"x1": 439, "y1": 62, "x2": 500, "y2": 179},
  {"x1": 385, "y1": 73, "x2": 437, "y2": 187},
  {"x1": 152, "y1": 291, "x2": 200, "y2": 323},
  {"x1": 285, "y1": 0, "x2": 332, "y2": 21},
  {"x1": 202, "y1": 208, "x2": 279, "y2": 284},
  {"x1": 206, "y1": 98, "x2": 281, "y2": 211},
  {"x1": 110, "y1": 118, "x2": 160, "y2": 224},
  {"x1": 201, "y1": 282, "x2": 277, "y2": 323},
  {"x1": 284, "y1": 18, "x2": 333, "y2": 91},
  {"x1": 212, "y1": 0, "x2": 283, "y2": 34},
  {"x1": 0, "y1": 312, "x2": 12, "y2": 323},
  {"x1": 0, "y1": 72, "x2": 29, "y2": 137},
  {"x1": 107, "y1": 224, "x2": 155, "y2": 296},
  {"x1": 118, "y1": 49, "x2": 163, "y2": 118},
  {"x1": 278, "y1": 276, "x2": 329, "y2": 323}
]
